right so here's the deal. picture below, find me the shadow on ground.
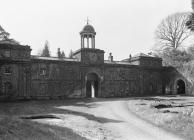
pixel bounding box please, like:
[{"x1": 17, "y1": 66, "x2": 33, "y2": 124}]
[{"x1": 0, "y1": 116, "x2": 87, "y2": 140}]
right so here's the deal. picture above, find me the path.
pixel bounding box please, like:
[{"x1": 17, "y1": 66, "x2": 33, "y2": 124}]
[{"x1": 35, "y1": 99, "x2": 183, "y2": 140}]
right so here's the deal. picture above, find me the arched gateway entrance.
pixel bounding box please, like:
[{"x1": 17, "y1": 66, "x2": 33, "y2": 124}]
[
  {"x1": 176, "y1": 79, "x2": 186, "y2": 95},
  {"x1": 85, "y1": 73, "x2": 99, "y2": 98}
]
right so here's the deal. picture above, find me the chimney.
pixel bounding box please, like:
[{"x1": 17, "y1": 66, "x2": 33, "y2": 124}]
[
  {"x1": 108, "y1": 53, "x2": 113, "y2": 62},
  {"x1": 192, "y1": 0, "x2": 194, "y2": 11}
]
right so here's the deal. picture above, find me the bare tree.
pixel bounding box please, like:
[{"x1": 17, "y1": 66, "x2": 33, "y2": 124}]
[{"x1": 155, "y1": 12, "x2": 191, "y2": 49}]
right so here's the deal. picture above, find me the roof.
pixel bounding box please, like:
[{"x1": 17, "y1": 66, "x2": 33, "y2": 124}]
[
  {"x1": 0, "y1": 39, "x2": 20, "y2": 45},
  {"x1": 133, "y1": 53, "x2": 150, "y2": 57},
  {"x1": 122, "y1": 52, "x2": 162, "y2": 62},
  {"x1": 31, "y1": 56, "x2": 134, "y2": 65},
  {"x1": 31, "y1": 56, "x2": 79, "y2": 62},
  {"x1": 104, "y1": 60, "x2": 133, "y2": 65},
  {"x1": 80, "y1": 24, "x2": 96, "y2": 34}
]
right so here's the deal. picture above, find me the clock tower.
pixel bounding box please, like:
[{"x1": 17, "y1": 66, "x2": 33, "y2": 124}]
[{"x1": 73, "y1": 22, "x2": 104, "y2": 64}]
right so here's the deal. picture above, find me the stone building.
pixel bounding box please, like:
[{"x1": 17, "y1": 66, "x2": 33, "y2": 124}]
[{"x1": 0, "y1": 23, "x2": 188, "y2": 99}]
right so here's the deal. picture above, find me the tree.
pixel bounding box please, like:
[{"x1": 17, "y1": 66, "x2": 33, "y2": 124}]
[
  {"x1": 152, "y1": 47, "x2": 192, "y2": 68},
  {"x1": 155, "y1": 12, "x2": 191, "y2": 49},
  {"x1": 69, "y1": 49, "x2": 73, "y2": 59},
  {"x1": 187, "y1": 44, "x2": 194, "y2": 59},
  {"x1": 0, "y1": 25, "x2": 20, "y2": 44},
  {"x1": 57, "y1": 48, "x2": 61, "y2": 58},
  {"x1": 186, "y1": 0, "x2": 194, "y2": 30},
  {"x1": 0, "y1": 25, "x2": 10, "y2": 41},
  {"x1": 40, "y1": 40, "x2": 51, "y2": 57},
  {"x1": 186, "y1": 13, "x2": 194, "y2": 30},
  {"x1": 61, "y1": 51, "x2": 65, "y2": 58}
]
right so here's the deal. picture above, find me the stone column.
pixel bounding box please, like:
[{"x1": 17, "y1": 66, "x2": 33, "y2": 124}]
[
  {"x1": 87, "y1": 35, "x2": 89, "y2": 48},
  {"x1": 81, "y1": 36, "x2": 83, "y2": 48},
  {"x1": 92, "y1": 36, "x2": 95, "y2": 49},
  {"x1": 93, "y1": 37, "x2": 95, "y2": 49},
  {"x1": 83, "y1": 36, "x2": 85, "y2": 48},
  {"x1": 91, "y1": 36, "x2": 93, "y2": 49}
]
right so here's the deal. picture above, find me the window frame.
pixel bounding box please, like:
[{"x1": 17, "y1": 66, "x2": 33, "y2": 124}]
[
  {"x1": 40, "y1": 68, "x2": 47, "y2": 76},
  {"x1": 4, "y1": 66, "x2": 12, "y2": 75},
  {"x1": 4, "y1": 50, "x2": 11, "y2": 58}
]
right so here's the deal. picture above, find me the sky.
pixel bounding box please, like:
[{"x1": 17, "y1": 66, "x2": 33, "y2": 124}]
[{"x1": 0, "y1": 0, "x2": 192, "y2": 60}]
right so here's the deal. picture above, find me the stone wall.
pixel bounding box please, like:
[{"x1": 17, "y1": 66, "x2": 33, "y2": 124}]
[
  {"x1": 0, "y1": 62, "x2": 30, "y2": 99},
  {"x1": 163, "y1": 67, "x2": 191, "y2": 95},
  {"x1": 0, "y1": 44, "x2": 31, "y2": 60},
  {"x1": 31, "y1": 60, "x2": 82, "y2": 99},
  {"x1": 0, "y1": 44, "x2": 31, "y2": 99},
  {"x1": 73, "y1": 48, "x2": 104, "y2": 64},
  {"x1": 30, "y1": 59, "x2": 164, "y2": 99},
  {"x1": 0, "y1": 44, "x2": 172, "y2": 99},
  {"x1": 102, "y1": 65, "x2": 163, "y2": 97}
]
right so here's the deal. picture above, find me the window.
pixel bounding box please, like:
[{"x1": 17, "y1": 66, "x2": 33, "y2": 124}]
[
  {"x1": 4, "y1": 50, "x2": 11, "y2": 58},
  {"x1": 4, "y1": 82, "x2": 12, "y2": 95},
  {"x1": 40, "y1": 68, "x2": 46, "y2": 76},
  {"x1": 4, "y1": 66, "x2": 12, "y2": 74},
  {"x1": 149, "y1": 83, "x2": 154, "y2": 92}
]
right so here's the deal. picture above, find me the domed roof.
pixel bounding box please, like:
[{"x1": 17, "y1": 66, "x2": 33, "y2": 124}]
[{"x1": 81, "y1": 24, "x2": 96, "y2": 34}]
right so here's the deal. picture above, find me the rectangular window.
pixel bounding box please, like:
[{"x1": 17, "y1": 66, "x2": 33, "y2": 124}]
[
  {"x1": 40, "y1": 68, "x2": 46, "y2": 76},
  {"x1": 4, "y1": 50, "x2": 11, "y2": 58}
]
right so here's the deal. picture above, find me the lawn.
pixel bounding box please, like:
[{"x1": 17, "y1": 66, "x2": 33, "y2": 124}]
[
  {"x1": 0, "y1": 100, "x2": 88, "y2": 140},
  {"x1": 127, "y1": 96, "x2": 194, "y2": 140}
]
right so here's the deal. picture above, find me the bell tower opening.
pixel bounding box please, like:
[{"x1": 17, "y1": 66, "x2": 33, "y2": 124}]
[
  {"x1": 80, "y1": 20, "x2": 96, "y2": 49},
  {"x1": 73, "y1": 21, "x2": 104, "y2": 64},
  {"x1": 85, "y1": 73, "x2": 99, "y2": 98}
]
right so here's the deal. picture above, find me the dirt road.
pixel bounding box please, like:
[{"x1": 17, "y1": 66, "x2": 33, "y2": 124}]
[
  {"x1": 96, "y1": 100, "x2": 182, "y2": 140},
  {"x1": 40, "y1": 99, "x2": 183, "y2": 140}
]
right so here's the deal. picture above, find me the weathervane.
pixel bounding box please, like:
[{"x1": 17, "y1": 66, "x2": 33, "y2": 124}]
[{"x1": 86, "y1": 17, "x2": 91, "y2": 25}]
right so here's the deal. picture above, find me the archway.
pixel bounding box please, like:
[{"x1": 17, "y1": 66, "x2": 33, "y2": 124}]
[
  {"x1": 176, "y1": 79, "x2": 185, "y2": 95},
  {"x1": 85, "y1": 73, "x2": 99, "y2": 98}
]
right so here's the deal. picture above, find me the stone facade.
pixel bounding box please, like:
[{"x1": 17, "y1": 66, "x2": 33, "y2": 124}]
[
  {"x1": 0, "y1": 43, "x2": 31, "y2": 99},
  {"x1": 0, "y1": 24, "x2": 188, "y2": 100}
]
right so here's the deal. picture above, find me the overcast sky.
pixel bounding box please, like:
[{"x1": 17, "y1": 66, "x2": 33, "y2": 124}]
[{"x1": 0, "y1": 0, "x2": 192, "y2": 60}]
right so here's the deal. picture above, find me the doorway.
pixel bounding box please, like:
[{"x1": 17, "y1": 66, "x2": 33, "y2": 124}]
[
  {"x1": 86, "y1": 73, "x2": 99, "y2": 98},
  {"x1": 176, "y1": 79, "x2": 185, "y2": 95}
]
